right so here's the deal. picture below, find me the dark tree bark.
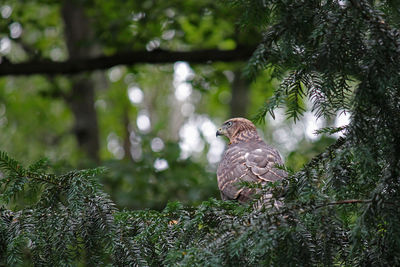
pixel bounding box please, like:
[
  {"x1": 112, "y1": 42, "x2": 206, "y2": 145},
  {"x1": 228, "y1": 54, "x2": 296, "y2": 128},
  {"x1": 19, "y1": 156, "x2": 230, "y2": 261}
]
[
  {"x1": 61, "y1": 1, "x2": 100, "y2": 162},
  {"x1": 230, "y1": 69, "x2": 250, "y2": 118},
  {"x1": 65, "y1": 77, "x2": 100, "y2": 161}
]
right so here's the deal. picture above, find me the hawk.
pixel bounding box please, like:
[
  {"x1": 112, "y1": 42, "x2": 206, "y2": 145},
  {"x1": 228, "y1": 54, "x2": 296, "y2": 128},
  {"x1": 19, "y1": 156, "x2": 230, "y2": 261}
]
[{"x1": 216, "y1": 117, "x2": 287, "y2": 203}]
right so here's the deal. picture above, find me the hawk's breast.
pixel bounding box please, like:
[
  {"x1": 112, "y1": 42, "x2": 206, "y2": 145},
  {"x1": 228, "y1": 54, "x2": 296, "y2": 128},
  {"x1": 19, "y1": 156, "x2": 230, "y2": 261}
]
[{"x1": 217, "y1": 139, "x2": 287, "y2": 202}]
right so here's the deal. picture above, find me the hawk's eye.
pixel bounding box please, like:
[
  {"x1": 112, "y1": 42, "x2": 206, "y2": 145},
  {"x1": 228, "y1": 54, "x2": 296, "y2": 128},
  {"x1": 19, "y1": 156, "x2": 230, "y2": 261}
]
[{"x1": 226, "y1": 121, "x2": 233, "y2": 127}]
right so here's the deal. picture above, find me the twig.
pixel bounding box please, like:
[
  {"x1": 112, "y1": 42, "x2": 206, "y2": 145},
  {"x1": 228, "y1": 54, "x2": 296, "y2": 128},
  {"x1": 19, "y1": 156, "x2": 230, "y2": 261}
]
[
  {"x1": 25, "y1": 172, "x2": 62, "y2": 187},
  {"x1": 314, "y1": 199, "x2": 372, "y2": 209}
]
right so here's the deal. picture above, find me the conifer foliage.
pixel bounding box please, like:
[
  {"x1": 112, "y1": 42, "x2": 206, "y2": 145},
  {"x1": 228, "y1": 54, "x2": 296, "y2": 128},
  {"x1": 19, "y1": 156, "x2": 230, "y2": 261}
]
[
  {"x1": 1, "y1": 0, "x2": 400, "y2": 266},
  {"x1": 0, "y1": 152, "x2": 116, "y2": 265}
]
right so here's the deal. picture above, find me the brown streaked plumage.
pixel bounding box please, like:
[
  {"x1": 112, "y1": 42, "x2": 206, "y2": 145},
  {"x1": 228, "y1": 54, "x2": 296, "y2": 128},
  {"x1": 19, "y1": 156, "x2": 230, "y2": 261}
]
[{"x1": 216, "y1": 118, "x2": 287, "y2": 203}]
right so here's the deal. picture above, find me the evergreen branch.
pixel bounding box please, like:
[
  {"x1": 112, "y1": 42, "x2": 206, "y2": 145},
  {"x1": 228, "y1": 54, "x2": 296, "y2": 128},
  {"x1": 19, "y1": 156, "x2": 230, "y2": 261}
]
[
  {"x1": 28, "y1": 158, "x2": 50, "y2": 173},
  {"x1": 314, "y1": 126, "x2": 347, "y2": 135},
  {"x1": 307, "y1": 137, "x2": 347, "y2": 168},
  {"x1": 25, "y1": 172, "x2": 61, "y2": 187},
  {"x1": 243, "y1": 43, "x2": 269, "y2": 80},
  {"x1": 314, "y1": 199, "x2": 372, "y2": 209},
  {"x1": 0, "y1": 151, "x2": 25, "y2": 177},
  {"x1": 349, "y1": 0, "x2": 400, "y2": 53}
]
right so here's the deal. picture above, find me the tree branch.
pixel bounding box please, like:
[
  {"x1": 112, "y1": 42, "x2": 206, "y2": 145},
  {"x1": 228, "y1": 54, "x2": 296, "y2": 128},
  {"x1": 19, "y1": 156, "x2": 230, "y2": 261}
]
[
  {"x1": 25, "y1": 171, "x2": 63, "y2": 188},
  {"x1": 0, "y1": 47, "x2": 256, "y2": 76},
  {"x1": 315, "y1": 199, "x2": 372, "y2": 209}
]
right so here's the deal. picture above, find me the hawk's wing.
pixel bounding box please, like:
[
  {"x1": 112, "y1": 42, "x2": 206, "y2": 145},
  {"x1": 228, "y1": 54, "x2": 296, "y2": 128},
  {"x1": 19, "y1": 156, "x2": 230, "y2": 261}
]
[{"x1": 217, "y1": 140, "x2": 287, "y2": 202}]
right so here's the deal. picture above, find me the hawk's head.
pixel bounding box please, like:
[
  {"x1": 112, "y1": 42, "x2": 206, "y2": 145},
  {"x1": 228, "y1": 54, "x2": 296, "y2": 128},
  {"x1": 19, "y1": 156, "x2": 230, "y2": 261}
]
[{"x1": 216, "y1": 117, "x2": 258, "y2": 143}]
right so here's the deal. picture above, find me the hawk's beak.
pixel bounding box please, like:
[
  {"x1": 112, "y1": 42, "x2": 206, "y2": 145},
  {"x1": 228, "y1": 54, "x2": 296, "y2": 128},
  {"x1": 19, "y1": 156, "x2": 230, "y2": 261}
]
[{"x1": 216, "y1": 128, "x2": 224, "y2": 137}]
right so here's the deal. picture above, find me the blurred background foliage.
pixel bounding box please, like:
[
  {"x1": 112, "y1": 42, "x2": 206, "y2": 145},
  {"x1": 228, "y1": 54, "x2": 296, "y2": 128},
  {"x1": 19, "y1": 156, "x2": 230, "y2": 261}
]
[{"x1": 0, "y1": 0, "x2": 340, "y2": 210}]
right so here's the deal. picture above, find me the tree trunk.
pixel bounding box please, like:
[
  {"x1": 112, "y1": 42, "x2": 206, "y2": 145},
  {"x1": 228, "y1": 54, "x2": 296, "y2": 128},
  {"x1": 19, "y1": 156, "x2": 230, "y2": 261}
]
[
  {"x1": 122, "y1": 105, "x2": 134, "y2": 161},
  {"x1": 61, "y1": 1, "x2": 100, "y2": 162},
  {"x1": 230, "y1": 69, "x2": 250, "y2": 118}
]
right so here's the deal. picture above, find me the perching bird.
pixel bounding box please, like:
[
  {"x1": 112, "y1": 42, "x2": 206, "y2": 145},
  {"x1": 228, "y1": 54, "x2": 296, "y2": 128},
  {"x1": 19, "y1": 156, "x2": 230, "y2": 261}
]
[{"x1": 216, "y1": 117, "x2": 287, "y2": 203}]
